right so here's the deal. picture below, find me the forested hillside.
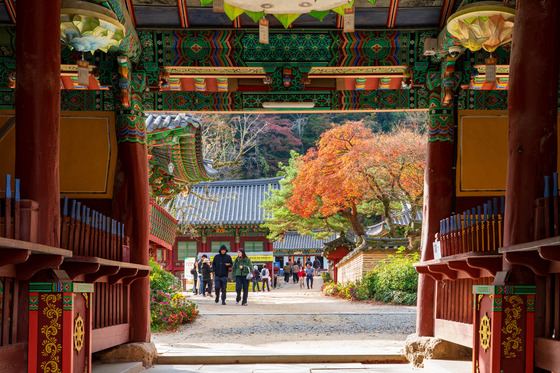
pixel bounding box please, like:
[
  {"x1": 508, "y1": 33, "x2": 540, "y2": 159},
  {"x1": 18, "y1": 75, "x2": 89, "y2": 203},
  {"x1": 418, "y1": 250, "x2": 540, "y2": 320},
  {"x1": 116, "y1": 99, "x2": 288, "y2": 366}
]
[{"x1": 198, "y1": 112, "x2": 428, "y2": 180}]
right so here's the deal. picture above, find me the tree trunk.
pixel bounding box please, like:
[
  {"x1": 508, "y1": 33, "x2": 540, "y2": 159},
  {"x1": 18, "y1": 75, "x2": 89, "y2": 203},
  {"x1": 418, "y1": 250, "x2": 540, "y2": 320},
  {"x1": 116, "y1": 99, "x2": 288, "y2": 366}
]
[
  {"x1": 383, "y1": 198, "x2": 396, "y2": 237},
  {"x1": 341, "y1": 209, "x2": 365, "y2": 245}
]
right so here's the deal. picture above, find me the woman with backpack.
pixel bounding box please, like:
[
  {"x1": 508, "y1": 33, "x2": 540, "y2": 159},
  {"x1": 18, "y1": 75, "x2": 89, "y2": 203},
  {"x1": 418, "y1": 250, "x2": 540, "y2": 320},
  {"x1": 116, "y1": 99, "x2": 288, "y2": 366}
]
[
  {"x1": 251, "y1": 265, "x2": 261, "y2": 292},
  {"x1": 261, "y1": 265, "x2": 271, "y2": 292},
  {"x1": 231, "y1": 249, "x2": 253, "y2": 306}
]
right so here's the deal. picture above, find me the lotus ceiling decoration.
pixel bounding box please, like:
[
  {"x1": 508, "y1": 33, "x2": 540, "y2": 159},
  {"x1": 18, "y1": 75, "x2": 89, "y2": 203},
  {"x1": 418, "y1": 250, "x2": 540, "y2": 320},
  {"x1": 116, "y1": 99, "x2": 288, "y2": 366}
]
[
  {"x1": 60, "y1": 0, "x2": 125, "y2": 53},
  {"x1": 447, "y1": 1, "x2": 514, "y2": 53}
]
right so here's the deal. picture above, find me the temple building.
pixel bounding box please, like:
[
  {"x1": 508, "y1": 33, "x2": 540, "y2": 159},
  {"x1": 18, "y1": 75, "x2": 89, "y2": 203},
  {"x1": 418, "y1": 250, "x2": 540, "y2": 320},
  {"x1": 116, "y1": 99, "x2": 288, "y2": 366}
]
[
  {"x1": 272, "y1": 231, "x2": 333, "y2": 268},
  {"x1": 0, "y1": 0, "x2": 557, "y2": 371},
  {"x1": 165, "y1": 178, "x2": 281, "y2": 278}
]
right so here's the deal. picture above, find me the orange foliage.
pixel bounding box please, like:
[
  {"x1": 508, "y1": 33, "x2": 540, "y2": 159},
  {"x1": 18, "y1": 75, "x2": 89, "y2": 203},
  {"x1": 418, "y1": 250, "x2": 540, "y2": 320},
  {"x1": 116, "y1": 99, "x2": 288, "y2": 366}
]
[{"x1": 286, "y1": 121, "x2": 426, "y2": 237}]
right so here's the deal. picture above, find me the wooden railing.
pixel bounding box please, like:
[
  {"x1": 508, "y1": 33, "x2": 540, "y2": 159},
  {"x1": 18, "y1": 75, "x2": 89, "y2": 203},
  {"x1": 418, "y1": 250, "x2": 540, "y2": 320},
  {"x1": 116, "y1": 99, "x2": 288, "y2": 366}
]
[
  {"x1": 93, "y1": 282, "x2": 128, "y2": 329},
  {"x1": 60, "y1": 197, "x2": 129, "y2": 261},
  {"x1": 0, "y1": 175, "x2": 19, "y2": 240},
  {"x1": 438, "y1": 197, "x2": 505, "y2": 257},
  {"x1": 0, "y1": 276, "x2": 18, "y2": 347},
  {"x1": 534, "y1": 173, "x2": 560, "y2": 241},
  {"x1": 436, "y1": 278, "x2": 492, "y2": 324}
]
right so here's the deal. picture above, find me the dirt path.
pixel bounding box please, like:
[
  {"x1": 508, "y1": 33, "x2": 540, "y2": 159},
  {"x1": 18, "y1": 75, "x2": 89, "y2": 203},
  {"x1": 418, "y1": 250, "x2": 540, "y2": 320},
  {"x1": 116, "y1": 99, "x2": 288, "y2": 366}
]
[{"x1": 153, "y1": 276, "x2": 417, "y2": 355}]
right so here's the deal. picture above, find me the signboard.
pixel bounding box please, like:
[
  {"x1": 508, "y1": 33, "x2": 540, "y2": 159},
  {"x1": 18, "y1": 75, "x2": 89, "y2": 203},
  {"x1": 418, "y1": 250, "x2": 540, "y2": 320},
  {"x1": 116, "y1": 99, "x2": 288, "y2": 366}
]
[
  {"x1": 197, "y1": 251, "x2": 273, "y2": 263},
  {"x1": 247, "y1": 255, "x2": 274, "y2": 262},
  {"x1": 183, "y1": 257, "x2": 196, "y2": 283}
]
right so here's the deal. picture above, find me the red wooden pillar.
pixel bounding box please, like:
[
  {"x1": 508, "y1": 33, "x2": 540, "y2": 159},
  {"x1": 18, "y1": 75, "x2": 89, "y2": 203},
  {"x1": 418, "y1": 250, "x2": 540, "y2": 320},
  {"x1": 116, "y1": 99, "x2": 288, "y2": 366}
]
[
  {"x1": 416, "y1": 94, "x2": 455, "y2": 337},
  {"x1": 15, "y1": 0, "x2": 61, "y2": 247},
  {"x1": 113, "y1": 68, "x2": 150, "y2": 343},
  {"x1": 503, "y1": 0, "x2": 560, "y2": 251}
]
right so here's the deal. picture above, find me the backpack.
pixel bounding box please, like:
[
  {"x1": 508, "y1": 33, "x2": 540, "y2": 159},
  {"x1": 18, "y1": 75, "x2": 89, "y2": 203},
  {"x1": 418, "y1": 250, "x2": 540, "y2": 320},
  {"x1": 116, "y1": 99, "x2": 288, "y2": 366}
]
[{"x1": 254, "y1": 268, "x2": 261, "y2": 280}]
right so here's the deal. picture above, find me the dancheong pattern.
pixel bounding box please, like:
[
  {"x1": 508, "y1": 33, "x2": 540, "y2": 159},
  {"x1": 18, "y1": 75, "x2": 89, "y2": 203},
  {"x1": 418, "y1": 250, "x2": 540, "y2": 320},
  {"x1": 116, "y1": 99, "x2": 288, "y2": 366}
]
[
  {"x1": 142, "y1": 30, "x2": 433, "y2": 68},
  {"x1": 428, "y1": 92, "x2": 455, "y2": 142}
]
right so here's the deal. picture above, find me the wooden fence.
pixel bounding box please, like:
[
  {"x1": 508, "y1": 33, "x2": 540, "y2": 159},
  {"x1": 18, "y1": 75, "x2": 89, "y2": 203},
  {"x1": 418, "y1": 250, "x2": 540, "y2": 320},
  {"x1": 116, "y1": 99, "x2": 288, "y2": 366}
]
[
  {"x1": 438, "y1": 197, "x2": 505, "y2": 257},
  {"x1": 60, "y1": 197, "x2": 129, "y2": 261}
]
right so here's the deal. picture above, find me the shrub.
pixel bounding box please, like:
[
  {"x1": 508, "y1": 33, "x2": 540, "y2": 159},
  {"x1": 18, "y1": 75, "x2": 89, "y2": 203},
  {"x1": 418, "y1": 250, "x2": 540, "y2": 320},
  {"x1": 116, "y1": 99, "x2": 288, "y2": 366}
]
[
  {"x1": 149, "y1": 258, "x2": 181, "y2": 293},
  {"x1": 149, "y1": 259, "x2": 199, "y2": 331},
  {"x1": 321, "y1": 247, "x2": 418, "y2": 306},
  {"x1": 372, "y1": 249, "x2": 419, "y2": 305},
  {"x1": 321, "y1": 271, "x2": 333, "y2": 284}
]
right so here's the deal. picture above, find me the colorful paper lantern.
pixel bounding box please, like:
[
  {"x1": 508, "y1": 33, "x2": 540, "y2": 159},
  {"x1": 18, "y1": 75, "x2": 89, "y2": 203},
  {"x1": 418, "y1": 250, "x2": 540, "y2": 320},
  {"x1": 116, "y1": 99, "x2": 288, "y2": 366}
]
[
  {"x1": 60, "y1": 1, "x2": 125, "y2": 53},
  {"x1": 447, "y1": 1, "x2": 514, "y2": 53}
]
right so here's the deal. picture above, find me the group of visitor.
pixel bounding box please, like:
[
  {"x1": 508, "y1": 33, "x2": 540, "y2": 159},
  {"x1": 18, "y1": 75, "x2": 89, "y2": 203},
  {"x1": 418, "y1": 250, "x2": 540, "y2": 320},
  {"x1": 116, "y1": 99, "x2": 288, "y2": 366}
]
[
  {"x1": 282, "y1": 258, "x2": 320, "y2": 289},
  {"x1": 190, "y1": 245, "x2": 271, "y2": 306},
  {"x1": 250, "y1": 264, "x2": 271, "y2": 292}
]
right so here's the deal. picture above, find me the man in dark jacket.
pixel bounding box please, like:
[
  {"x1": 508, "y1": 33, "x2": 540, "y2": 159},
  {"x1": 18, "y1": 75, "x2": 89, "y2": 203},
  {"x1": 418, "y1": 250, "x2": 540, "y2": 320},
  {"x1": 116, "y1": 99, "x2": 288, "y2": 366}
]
[
  {"x1": 212, "y1": 245, "x2": 233, "y2": 305},
  {"x1": 313, "y1": 257, "x2": 321, "y2": 276}
]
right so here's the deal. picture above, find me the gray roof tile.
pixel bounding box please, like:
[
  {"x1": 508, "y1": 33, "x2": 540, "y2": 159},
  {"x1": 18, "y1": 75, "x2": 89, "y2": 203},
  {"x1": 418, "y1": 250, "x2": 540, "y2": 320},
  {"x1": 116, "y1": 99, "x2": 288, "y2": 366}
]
[
  {"x1": 273, "y1": 231, "x2": 337, "y2": 250},
  {"x1": 174, "y1": 178, "x2": 281, "y2": 225}
]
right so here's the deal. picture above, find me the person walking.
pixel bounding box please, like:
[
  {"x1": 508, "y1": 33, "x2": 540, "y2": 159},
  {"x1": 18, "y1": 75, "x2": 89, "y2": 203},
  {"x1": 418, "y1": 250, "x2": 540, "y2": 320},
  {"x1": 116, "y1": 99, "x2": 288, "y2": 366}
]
[
  {"x1": 252, "y1": 265, "x2": 261, "y2": 292},
  {"x1": 261, "y1": 265, "x2": 271, "y2": 292},
  {"x1": 197, "y1": 254, "x2": 208, "y2": 295},
  {"x1": 190, "y1": 262, "x2": 198, "y2": 295},
  {"x1": 313, "y1": 257, "x2": 321, "y2": 276},
  {"x1": 201, "y1": 258, "x2": 213, "y2": 296},
  {"x1": 305, "y1": 263, "x2": 314, "y2": 289},
  {"x1": 283, "y1": 261, "x2": 292, "y2": 283},
  {"x1": 231, "y1": 249, "x2": 253, "y2": 306},
  {"x1": 212, "y1": 244, "x2": 233, "y2": 305},
  {"x1": 292, "y1": 261, "x2": 300, "y2": 283},
  {"x1": 298, "y1": 266, "x2": 305, "y2": 289}
]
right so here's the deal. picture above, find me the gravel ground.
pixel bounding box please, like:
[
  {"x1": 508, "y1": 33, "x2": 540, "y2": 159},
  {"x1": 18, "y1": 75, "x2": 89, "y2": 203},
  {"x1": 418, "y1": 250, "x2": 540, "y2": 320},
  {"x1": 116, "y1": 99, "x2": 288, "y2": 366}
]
[{"x1": 153, "y1": 276, "x2": 417, "y2": 355}]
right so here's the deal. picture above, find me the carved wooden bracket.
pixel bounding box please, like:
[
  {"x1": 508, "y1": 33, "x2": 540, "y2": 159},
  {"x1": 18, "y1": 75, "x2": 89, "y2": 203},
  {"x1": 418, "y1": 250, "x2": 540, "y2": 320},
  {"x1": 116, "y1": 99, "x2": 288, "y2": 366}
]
[
  {"x1": 428, "y1": 264, "x2": 458, "y2": 280},
  {"x1": 61, "y1": 262, "x2": 101, "y2": 280},
  {"x1": 0, "y1": 249, "x2": 30, "y2": 268},
  {"x1": 466, "y1": 256, "x2": 502, "y2": 277},
  {"x1": 123, "y1": 269, "x2": 150, "y2": 286},
  {"x1": 415, "y1": 264, "x2": 443, "y2": 281},
  {"x1": 448, "y1": 261, "x2": 481, "y2": 279},
  {"x1": 108, "y1": 268, "x2": 138, "y2": 285},
  {"x1": 85, "y1": 265, "x2": 119, "y2": 283},
  {"x1": 17, "y1": 254, "x2": 63, "y2": 281},
  {"x1": 504, "y1": 251, "x2": 549, "y2": 277}
]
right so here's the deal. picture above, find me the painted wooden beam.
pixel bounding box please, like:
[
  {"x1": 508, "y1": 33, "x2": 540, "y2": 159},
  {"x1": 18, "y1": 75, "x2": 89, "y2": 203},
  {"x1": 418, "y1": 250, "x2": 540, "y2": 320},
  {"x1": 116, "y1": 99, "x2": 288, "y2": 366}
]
[
  {"x1": 3, "y1": 0, "x2": 15, "y2": 23},
  {"x1": 438, "y1": 0, "x2": 456, "y2": 28},
  {"x1": 177, "y1": 0, "x2": 189, "y2": 28},
  {"x1": 387, "y1": 0, "x2": 400, "y2": 28},
  {"x1": 124, "y1": 0, "x2": 137, "y2": 27}
]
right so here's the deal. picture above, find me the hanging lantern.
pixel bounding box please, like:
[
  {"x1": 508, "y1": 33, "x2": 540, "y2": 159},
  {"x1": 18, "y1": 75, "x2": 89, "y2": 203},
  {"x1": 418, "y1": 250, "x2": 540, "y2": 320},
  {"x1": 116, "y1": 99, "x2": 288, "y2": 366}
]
[
  {"x1": 446, "y1": 1, "x2": 514, "y2": 53},
  {"x1": 60, "y1": 0, "x2": 125, "y2": 53}
]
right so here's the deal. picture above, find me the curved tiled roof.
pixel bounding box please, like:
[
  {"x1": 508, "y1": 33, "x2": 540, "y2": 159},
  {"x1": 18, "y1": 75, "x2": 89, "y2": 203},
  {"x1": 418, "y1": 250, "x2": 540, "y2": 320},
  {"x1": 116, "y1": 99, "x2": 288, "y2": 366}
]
[
  {"x1": 147, "y1": 113, "x2": 218, "y2": 198},
  {"x1": 365, "y1": 208, "x2": 423, "y2": 236},
  {"x1": 273, "y1": 231, "x2": 337, "y2": 250},
  {"x1": 174, "y1": 177, "x2": 281, "y2": 225}
]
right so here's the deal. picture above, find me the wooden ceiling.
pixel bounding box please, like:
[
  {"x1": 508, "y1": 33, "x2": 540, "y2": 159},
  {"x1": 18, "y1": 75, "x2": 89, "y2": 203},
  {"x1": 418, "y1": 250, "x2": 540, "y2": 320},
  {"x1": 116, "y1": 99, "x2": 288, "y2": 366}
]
[{"x1": 0, "y1": 0, "x2": 465, "y2": 30}]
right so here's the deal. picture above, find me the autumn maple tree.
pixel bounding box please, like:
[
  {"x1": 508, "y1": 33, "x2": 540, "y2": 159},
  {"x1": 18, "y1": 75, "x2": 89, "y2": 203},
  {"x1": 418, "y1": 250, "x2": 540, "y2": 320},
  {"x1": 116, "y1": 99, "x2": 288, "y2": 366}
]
[
  {"x1": 285, "y1": 121, "x2": 426, "y2": 240},
  {"x1": 261, "y1": 151, "x2": 348, "y2": 241}
]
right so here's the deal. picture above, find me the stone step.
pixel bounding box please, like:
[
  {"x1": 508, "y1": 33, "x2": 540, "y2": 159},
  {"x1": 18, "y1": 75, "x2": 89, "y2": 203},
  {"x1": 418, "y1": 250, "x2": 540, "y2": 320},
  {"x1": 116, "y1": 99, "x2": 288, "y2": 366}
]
[
  {"x1": 92, "y1": 362, "x2": 144, "y2": 373},
  {"x1": 155, "y1": 353, "x2": 407, "y2": 365},
  {"x1": 422, "y1": 359, "x2": 472, "y2": 373}
]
